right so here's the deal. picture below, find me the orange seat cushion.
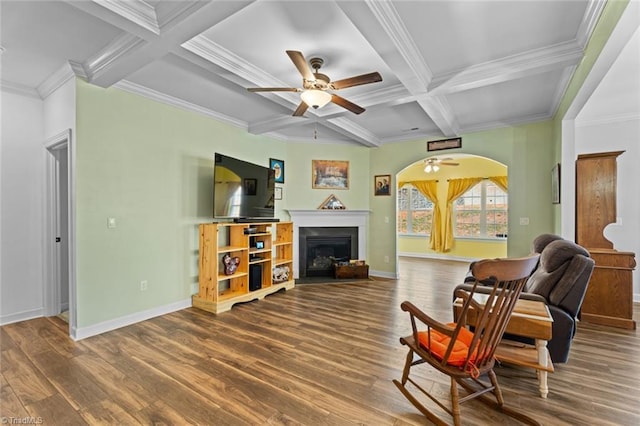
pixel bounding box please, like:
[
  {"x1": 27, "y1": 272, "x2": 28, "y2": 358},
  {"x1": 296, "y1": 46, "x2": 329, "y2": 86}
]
[{"x1": 417, "y1": 323, "x2": 476, "y2": 366}]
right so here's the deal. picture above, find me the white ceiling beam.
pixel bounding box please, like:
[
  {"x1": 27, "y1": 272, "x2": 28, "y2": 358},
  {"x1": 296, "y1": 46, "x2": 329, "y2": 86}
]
[
  {"x1": 325, "y1": 117, "x2": 382, "y2": 147},
  {"x1": 72, "y1": 1, "x2": 255, "y2": 88},
  {"x1": 338, "y1": 0, "x2": 460, "y2": 138},
  {"x1": 429, "y1": 41, "x2": 585, "y2": 95},
  {"x1": 248, "y1": 116, "x2": 310, "y2": 135}
]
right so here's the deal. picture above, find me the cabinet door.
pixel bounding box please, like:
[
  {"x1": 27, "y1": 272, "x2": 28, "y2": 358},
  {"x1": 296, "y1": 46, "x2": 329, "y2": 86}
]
[{"x1": 575, "y1": 151, "x2": 623, "y2": 249}]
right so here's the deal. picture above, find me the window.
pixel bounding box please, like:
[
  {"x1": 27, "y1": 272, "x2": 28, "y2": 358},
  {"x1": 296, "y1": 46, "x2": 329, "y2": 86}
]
[
  {"x1": 454, "y1": 180, "x2": 507, "y2": 238},
  {"x1": 397, "y1": 185, "x2": 434, "y2": 235}
]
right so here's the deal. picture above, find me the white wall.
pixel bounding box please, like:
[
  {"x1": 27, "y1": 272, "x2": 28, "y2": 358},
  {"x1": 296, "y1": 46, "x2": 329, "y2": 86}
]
[
  {"x1": 575, "y1": 118, "x2": 640, "y2": 301},
  {"x1": 0, "y1": 75, "x2": 76, "y2": 325},
  {"x1": 0, "y1": 91, "x2": 46, "y2": 323}
]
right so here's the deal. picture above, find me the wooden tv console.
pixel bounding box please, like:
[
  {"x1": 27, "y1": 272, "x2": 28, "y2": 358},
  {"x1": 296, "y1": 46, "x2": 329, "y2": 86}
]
[{"x1": 192, "y1": 221, "x2": 295, "y2": 314}]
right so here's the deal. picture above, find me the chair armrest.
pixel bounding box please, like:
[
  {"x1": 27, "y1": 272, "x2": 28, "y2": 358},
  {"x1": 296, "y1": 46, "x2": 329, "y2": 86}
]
[{"x1": 401, "y1": 301, "x2": 455, "y2": 336}]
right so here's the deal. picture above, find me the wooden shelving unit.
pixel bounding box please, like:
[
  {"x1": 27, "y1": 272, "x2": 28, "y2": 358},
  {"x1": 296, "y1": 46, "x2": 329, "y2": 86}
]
[{"x1": 192, "y1": 221, "x2": 294, "y2": 314}]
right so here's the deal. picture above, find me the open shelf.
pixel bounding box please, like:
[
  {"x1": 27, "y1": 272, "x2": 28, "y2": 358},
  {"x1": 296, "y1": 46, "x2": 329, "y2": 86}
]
[{"x1": 193, "y1": 221, "x2": 295, "y2": 314}]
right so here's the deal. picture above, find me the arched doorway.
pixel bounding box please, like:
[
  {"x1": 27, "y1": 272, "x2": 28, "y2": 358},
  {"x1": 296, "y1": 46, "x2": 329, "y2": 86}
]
[{"x1": 396, "y1": 154, "x2": 508, "y2": 263}]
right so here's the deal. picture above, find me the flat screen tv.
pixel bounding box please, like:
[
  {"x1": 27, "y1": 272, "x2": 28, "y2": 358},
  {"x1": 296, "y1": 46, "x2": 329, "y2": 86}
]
[{"x1": 213, "y1": 153, "x2": 275, "y2": 220}]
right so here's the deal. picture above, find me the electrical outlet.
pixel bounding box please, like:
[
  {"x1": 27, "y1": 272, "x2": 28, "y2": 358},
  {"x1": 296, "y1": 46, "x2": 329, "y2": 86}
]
[
  {"x1": 519, "y1": 217, "x2": 530, "y2": 225},
  {"x1": 140, "y1": 280, "x2": 148, "y2": 291},
  {"x1": 384, "y1": 255, "x2": 390, "y2": 263}
]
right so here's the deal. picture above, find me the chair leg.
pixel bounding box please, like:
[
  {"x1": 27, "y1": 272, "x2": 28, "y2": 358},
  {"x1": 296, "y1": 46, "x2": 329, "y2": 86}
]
[
  {"x1": 450, "y1": 376, "x2": 461, "y2": 426},
  {"x1": 488, "y1": 369, "x2": 504, "y2": 406},
  {"x1": 400, "y1": 349, "x2": 414, "y2": 385}
]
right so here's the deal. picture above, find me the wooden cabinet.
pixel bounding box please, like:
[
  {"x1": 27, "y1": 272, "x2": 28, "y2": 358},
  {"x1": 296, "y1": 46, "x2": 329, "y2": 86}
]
[
  {"x1": 580, "y1": 250, "x2": 636, "y2": 329},
  {"x1": 576, "y1": 151, "x2": 636, "y2": 330},
  {"x1": 192, "y1": 221, "x2": 294, "y2": 314}
]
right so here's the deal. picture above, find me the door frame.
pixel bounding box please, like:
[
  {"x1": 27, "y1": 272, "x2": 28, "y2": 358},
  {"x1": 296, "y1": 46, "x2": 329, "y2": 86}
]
[{"x1": 44, "y1": 129, "x2": 77, "y2": 337}]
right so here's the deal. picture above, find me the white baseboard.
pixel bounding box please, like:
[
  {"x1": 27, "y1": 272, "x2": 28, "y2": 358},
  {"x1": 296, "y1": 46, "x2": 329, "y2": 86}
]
[
  {"x1": 369, "y1": 270, "x2": 399, "y2": 279},
  {"x1": 0, "y1": 307, "x2": 45, "y2": 326},
  {"x1": 398, "y1": 252, "x2": 477, "y2": 263},
  {"x1": 71, "y1": 298, "x2": 192, "y2": 341}
]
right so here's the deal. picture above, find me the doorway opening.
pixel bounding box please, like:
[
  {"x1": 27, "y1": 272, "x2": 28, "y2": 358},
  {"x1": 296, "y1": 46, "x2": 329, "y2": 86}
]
[
  {"x1": 44, "y1": 129, "x2": 76, "y2": 336},
  {"x1": 395, "y1": 154, "x2": 508, "y2": 274}
]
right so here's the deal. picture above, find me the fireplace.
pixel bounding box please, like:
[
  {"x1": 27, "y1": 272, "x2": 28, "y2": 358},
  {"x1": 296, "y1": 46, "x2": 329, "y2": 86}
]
[
  {"x1": 288, "y1": 209, "x2": 370, "y2": 279},
  {"x1": 299, "y1": 227, "x2": 358, "y2": 278}
]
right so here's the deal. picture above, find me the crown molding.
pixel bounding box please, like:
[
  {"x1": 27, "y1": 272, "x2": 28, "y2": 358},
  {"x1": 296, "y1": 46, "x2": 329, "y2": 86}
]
[
  {"x1": 575, "y1": 112, "x2": 640, "y2": 128},
  {"x1": 37, "y1": 61, "x2": 86, "y2": 99},
  {"x1": 0, "y1": 80, "x2": 40, "y2": 99},
  {"x1": 460, "y1": 111, "x2": 552, "y2": 134},
  {"x1": 549, "y1": 65, "x2": 578, "y2": 119},
  {"x1": 84, "y1": 33, "x2": 146, "y2": 84},
  {"x1": 576, "y1": 0, "x2": 608, "y2": 48},
  {"x1": 114, "y1": 80, "x2": 247, "y2": 129},
  {"x1": 96, "y1": 0, "x2": 160, "y2": 35}
]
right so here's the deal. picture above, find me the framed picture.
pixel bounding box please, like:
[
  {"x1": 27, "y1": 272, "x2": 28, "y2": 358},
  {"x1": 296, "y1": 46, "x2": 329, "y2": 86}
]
[
  {"x1": 274, "y1": 186, "x2": 282, "y2": 200},
  {"x1": 374, "y1": 174, "x2": 391, "y2": 196},
  {"x1": 243, "y1": 178, "x2": 257, "y2": 196},
  {"x1": 427, "y1": 137, "x2": 462, "y2": 152},
  {"x1": 312, "y1": 160, "x2": 349, "y2": 189},
  {"x1": 551, "y1": 163, "x2": 561, "y2": 204},
  {"x1": 270, "y1": 158, "x2": 285, "y2": 183}
]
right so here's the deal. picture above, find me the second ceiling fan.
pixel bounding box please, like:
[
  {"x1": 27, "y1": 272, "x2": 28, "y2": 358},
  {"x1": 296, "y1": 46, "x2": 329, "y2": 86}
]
[
  {"x1": 247, "y1": 50, "x2": 382, "y2": 116},
  {"x1": 424, "y1": 157, "x2": 459, "y2": 173}
]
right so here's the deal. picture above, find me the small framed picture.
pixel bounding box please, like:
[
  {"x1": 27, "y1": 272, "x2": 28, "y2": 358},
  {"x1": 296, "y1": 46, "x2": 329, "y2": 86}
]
[
  {"x1": 255, "y1": 241, "x2": 264, "y2": 249},
  {"x1": 243, "y1": 178, "x2": 257, "y2": 196},
  {"x1": 270, "y1": 158, "x2": 285, "y2": 183},
  {"x1": 274, "y1": 186, "x2": 282, "y2": 200},
  {"x1": 374, "y1": 175, "x2": 391, "y2": 196}
]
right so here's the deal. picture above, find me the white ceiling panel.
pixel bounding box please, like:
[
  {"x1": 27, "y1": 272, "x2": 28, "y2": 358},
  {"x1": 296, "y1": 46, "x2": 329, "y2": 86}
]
[{"x1": 2, "y1": 0, "x2": 627, "y2": 147}]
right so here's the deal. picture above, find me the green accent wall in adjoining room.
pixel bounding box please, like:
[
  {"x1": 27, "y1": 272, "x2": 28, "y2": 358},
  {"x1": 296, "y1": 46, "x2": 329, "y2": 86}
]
[{"x1": 369, "y1": 121, "x2": 555, "y2": 275}]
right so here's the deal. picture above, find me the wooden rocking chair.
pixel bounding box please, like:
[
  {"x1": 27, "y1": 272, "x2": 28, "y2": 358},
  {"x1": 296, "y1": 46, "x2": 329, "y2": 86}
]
[{"x1": 393, "y1": 255, "x2": 541, "y2": 426}]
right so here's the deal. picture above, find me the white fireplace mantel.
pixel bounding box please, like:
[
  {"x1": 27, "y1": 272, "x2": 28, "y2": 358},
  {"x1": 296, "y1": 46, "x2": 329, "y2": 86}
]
[{"x1": 287, "y1": 209, "x2": 371, "y2": 279}]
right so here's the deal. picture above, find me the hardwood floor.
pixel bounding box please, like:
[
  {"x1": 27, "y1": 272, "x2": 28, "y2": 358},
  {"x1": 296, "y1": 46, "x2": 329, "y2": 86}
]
[{"x1": 2, "y1": 257, "x2": 639, "y2": 425}]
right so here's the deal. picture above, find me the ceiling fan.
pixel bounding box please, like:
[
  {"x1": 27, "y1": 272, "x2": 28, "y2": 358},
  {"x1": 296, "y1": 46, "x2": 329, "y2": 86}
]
[
  {"x1": 247, "y1": 50, "x2": 382, "y2": 116},
  {"x1": 424, "y1": 157, "x2": 459, "y2": 173}
]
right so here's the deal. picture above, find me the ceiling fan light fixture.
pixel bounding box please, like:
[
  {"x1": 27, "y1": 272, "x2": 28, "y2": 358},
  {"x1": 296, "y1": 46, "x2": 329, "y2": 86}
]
[
  {"x1": 424, "y1": 164, "x2": 432, "y2": 173},
  {"x1": 301, "y1": 89, "x2": 331, "y2": 109}
]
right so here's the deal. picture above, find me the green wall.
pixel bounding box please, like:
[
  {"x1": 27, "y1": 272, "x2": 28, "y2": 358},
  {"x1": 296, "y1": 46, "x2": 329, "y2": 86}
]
[
  {"x1": 75, "y1": 81, "x2": 291, "y2": 327},
  {"x1": 369, "y1": 121, "x2": 555, "y2": 275}
]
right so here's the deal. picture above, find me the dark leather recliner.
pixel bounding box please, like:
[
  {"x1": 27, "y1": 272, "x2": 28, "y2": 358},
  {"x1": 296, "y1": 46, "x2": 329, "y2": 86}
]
[{"x1": 455, "y1": 234, "x2": 595, "y2": 363}]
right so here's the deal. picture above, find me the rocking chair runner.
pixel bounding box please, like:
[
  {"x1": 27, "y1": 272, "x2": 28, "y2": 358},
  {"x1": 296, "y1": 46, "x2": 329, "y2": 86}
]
[{"x1": 393, "y1": 255, "x2": 541, "y2": 426}]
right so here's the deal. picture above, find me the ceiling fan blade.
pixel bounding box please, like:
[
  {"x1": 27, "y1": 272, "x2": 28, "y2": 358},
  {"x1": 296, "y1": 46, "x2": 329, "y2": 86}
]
[
  {"x1": 330, "y1": 72, "x2": 382, "y2": 90},
  {"x1": 292, "y1": 101, "x2": 308, "y2": 117},
  {"x1": 247, "y1": 87, "x2": 299, "y2": 92},
  {"x1": 440, "y1": 162, "x2": 460, "y2": 166},
  {"x1": 331, "y1": 94, "x2": 365, "y2": 115},
  {"x1": 286, "y1": 50, "x2": 314, "y2": 81}
]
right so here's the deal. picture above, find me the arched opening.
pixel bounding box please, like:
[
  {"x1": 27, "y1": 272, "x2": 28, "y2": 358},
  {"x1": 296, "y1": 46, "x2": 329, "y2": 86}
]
[{"x1": 396, "y1": 154, "x2": 508, "y2": 264}]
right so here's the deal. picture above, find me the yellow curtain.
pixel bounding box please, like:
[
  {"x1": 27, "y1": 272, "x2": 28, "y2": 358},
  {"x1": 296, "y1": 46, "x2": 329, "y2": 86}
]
[
  {"x1": 489, "y1": 176, "x2": 508, "y2": 192},
  {"x1": 410, "y1": 180, "x2": 441, "y2": 251},
  {"x1": 444, "y1": 178, "x2": 482, "y2": 252}
]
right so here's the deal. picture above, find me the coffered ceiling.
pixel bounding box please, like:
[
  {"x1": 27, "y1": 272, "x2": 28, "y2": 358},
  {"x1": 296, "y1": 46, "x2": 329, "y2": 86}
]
[{"x1": 1, "y1": 0, "x2": 608, "y2": 146}]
